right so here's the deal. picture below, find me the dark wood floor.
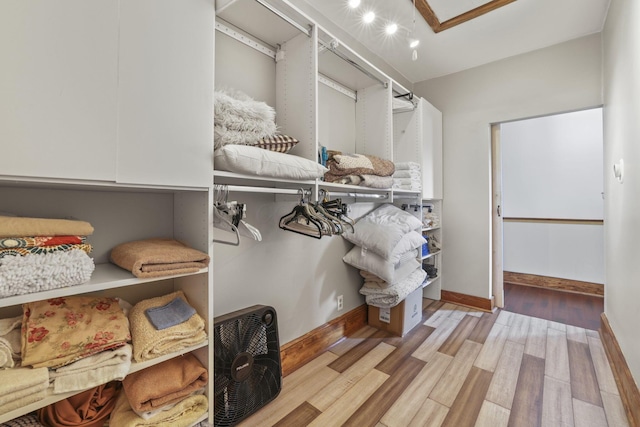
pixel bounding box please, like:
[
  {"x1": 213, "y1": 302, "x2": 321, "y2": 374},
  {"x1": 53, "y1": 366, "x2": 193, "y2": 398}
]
[{"x1": 504, "y1": 283, "x2": 604, "y2": 330}]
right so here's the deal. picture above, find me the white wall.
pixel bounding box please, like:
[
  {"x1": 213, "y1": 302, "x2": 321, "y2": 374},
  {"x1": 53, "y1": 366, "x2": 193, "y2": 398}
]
[
  {"x1": 501, "y1": 109, "x2": 604, "y2": 284},
  {"x1": 414, "y1": 34, "x2": 602, "y2": 299},
  {"x1": 602, "y1": 0, "x2": 640, "y2": 385},
  {"x1": 501, "y1": 109, "x2": 604, "y2": 220}
]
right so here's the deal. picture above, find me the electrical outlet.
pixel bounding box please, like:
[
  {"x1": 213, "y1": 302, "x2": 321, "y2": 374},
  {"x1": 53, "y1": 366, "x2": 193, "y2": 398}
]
[{"x1": 337, "y1": 295, "x2": 344, "y2": 311}]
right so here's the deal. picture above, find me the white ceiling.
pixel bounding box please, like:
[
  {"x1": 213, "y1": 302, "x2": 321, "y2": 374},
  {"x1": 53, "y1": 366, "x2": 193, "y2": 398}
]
[{"x1": 304, "y1": 0, "x2": 611, "y2": 83}]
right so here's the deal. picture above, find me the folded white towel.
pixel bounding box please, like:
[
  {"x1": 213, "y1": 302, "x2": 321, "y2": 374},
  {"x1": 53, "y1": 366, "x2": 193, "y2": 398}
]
[
  {"x1": 50, "y1": 344, "x2": 133, "y2": 394},
  {"x1": 360, "y1": 267, "x2": 427, "y2": 308},
  {"x1": 0, "y1": 316, "x2": 21, "y2": 369},
  {"x1": 0, "y1": 367, "x2": 49, "y2": 415},
  {"x1": 394, "y1": 161, "x2": 420, "y2": 171},
  {"x1": 392, "y1": 170, "x2": 421, "y2": 179}
]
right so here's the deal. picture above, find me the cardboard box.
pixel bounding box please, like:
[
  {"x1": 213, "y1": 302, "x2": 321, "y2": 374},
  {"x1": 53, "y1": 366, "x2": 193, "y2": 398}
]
[{"x1": 367, "y1": 287, "x2": 423, "y2": 336}]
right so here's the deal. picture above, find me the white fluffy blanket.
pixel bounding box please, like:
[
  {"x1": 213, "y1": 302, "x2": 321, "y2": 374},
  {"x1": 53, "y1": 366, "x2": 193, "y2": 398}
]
[
  {"x1": 214, "y1": 88, "x2": 276, "y2": 148},
  {"x1": 360, "y1": 267, "x2": 426, "y2": 308},
  {"x1": 0, "y1": 249, "x2": 95, "y2": 298}
]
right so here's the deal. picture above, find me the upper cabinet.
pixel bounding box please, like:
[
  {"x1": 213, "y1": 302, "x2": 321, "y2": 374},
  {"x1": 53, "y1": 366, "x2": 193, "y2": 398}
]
[
  {"x1": 0, "y1": 0, "x2": 215, "y2": 188},
  {"x1": 117, "y1": 0, "x2": 214, "y2": 188},
  {"x1": 0, "y1": 0, "x2": 119, "y2": 182}
]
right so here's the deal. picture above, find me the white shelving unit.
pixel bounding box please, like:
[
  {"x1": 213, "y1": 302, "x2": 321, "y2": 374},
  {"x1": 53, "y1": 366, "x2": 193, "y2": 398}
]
[{"x1": 422, "y1": 199, "x2": 443, "y2": 300}]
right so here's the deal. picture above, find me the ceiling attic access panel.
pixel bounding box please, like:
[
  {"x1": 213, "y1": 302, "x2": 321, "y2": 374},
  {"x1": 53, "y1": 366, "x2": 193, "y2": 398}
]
[
  {"x1": 317, "y1": 28, "x2": 392, "y2": 161},
  {"x1": 215, "y1": 0, "x2": 317, "y2": 162}
]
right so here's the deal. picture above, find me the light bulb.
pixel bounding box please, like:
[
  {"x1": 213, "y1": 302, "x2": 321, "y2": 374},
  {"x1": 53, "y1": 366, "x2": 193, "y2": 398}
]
[
  {"x1": 412, "y1": 49, "x2": 418, "y2": 61},
  {"x1": 385, "y1": 23, "x2": 398, "y2": 35},
  {"x1": 409, "y1": 39, "x2": 420, "y2": 48},
  {"x1": 348, "y1": 0, "x2": 361, "y2": 9},
  {"x1": 363, "y1": 11, "x2": 375, "y2": 23}
]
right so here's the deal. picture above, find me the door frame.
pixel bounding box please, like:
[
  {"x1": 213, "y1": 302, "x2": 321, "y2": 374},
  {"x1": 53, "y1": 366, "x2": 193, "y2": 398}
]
[{"x1": 491, "y1": 123, "x2": 504, "y2": 308}]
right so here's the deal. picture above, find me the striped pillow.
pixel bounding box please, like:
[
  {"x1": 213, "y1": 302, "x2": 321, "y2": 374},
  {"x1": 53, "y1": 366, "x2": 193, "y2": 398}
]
[{"x1": 253, "y1": 134, "x2": 299, "y2": 153}]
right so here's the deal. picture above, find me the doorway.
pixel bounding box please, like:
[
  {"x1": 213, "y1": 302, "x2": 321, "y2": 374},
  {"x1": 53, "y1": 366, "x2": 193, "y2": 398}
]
[{"x1": 491, "y1": 108, "x2": 605, "y2": 313}]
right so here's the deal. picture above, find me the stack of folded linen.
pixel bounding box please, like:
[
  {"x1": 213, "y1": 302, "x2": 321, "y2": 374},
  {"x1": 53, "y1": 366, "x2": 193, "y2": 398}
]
[
  {"x1": 128, "y1": 291, "x2": 206, "y2": 362},
  {"x1": 324, "y1": 152, "x2": 395, "y2": 188},
  {"x1": 392, "y1": 161, "x2": 422, "y2": 191},
  {"x1": 20, "y1": 296, "x2": 131, "y2": 369},
  {"x1": 0, "y1": 215, "x2": 95, "y2": 298},
  {"x1": 110, "y1": 353, "x2": 208, "y2": 427},
  {"x1": 0, "y1": 367, "x2": 49, "y2": 415},
  {"x1": 342, "y1": 204, "x2": 427, "y2": 309}
]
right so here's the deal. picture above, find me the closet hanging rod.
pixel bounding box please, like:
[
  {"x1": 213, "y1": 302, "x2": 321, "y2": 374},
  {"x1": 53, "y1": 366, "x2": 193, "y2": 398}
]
[
  {"x1": 320, "y1": 40, "x2": 388, "y2": 89},
  {"x1": 223, "y1": 185, "x2": 312, "y2": 196},
  {"x1": 326, "y1": 191, "x2": 388, "y2": 199},
  {"x1": 254, "y1": 0, "x2": 311, "y2": 37}
]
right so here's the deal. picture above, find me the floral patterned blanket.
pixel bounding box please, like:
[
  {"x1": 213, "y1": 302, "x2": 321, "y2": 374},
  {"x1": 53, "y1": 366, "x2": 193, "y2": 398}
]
[{"x1": 21, "y1": 296, "x2": 130, "y2": 369}]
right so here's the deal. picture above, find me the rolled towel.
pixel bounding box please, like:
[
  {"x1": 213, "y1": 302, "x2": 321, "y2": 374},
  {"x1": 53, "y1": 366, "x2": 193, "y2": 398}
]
[
  {"x1": 50, "y1": 344, "x2": 133, "y2": 394},
  {"x1": 21, "y1": 296, "x2": 130, "y2": 369},
  {"x1": 110, "y1": 391, "x2": 208, "y2": 427},
  {"x1": 0, "y1": 315, "x2": 22, "y2": 369},
  {"x1": 110, "y1": 238, "x2": 210, "y2": 279},
  {"x1": 38, "y1": 382, "x2": 119, "y2": 427},
  {"x1": 0, "y1": 367, "x2": 49, "y2": 415},
  {"x1": 0, "y1": 250, "x2": 95, "y2": 298},
  {"x1": 0, "y1": 216, "x2": 93, "y2": 238},
  {"x1": 129, "y1": 291, "x2": 206, "y2": 362},
  {"x1": 123, "y1": 353, "x2": 207, "y2": 414}
]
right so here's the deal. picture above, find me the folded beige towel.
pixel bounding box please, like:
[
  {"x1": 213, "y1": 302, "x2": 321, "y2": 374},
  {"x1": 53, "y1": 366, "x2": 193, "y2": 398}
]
[
  {"x1": 123, "y1": 353, "x2": 207, "y2": 413},
  {"x1": 0, "y1": 216, "x2": 94, "y2": 238},
  {"x1": 129, "y1": 291, "x2": 206, "y2": 362},
  {"x1": 0, "y1": 367, "x2": 49, "y2": 415},
  {"x1": 0, "y1": 315, "x2": 22, "y2": 369},
  {"x1": 50, "y1": 344, "x2": 133, "y2": 394},
  {"x1": 110, "y1": 391, "x2": 208, "y2": 427},
  {"x1": 110, "y1": 238, "x2": 210, "y2": 278}
]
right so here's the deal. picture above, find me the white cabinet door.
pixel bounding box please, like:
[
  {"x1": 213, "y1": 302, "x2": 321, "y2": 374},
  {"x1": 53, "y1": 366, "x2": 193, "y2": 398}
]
[
  {"x1": 421, "y1": 99, "x2": 443, "y2": 199},
  {"x1": 0, "y1": 0, "x2": 118, "y2": 181},
  {"x1": 116, "y1": 0, "x2": 214, "y2": 188}
]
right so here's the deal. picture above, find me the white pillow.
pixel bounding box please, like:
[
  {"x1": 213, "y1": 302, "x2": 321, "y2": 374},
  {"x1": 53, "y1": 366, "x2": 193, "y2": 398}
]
[
  {"x1": 342, "y1": 223, "x2": 425, "y2": 261},
  {"x1": 214, "y1": 145, "x2": 328, "y2": 180},
  {"x1": 360, "y1": 204, "x2": 423, "y2": 233},
  {"x1": 343, "y1": 246, "x2": 419, "y2": 283}
]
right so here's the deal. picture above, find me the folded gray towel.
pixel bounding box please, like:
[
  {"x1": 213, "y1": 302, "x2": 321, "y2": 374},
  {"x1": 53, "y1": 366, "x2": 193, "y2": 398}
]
[{"x1": 145, "y1": 297, "x2": 197, "y2": 330}]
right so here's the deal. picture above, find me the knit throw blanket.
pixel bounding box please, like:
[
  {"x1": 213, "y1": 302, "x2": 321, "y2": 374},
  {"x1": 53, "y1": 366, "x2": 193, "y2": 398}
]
[
  {"x1": 21, "y1": 296, "x2": 130, "y2": 369},
  {"x1": 129, "y1": 291, "x2": 206, "y2": 362},
  {"x1": 324, "y1": 153, "x2": 395, "y2": 180},
  {"x1": 0, "y1": 250, "x2": 95, "y2": 298},
  {"x1": 110, "y1": 238, "x2": 210, "y2": 279}
]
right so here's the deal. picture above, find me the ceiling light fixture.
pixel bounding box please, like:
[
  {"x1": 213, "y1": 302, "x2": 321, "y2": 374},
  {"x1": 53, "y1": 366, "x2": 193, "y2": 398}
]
[
  {"x1": 385, "y1": 23, "x2": 398, "y2": 35},
  {"x1": 362, "y1": 11, "x2": 375, "y2": 24},
  {"x1": 348, "y1": 0, "x2": 361, "y2": 9}
]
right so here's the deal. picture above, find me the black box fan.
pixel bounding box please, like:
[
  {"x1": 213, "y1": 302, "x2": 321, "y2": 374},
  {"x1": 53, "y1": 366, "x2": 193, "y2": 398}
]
[{"x1": 213, "y1": 305, "x2": 282, "y2": 426}]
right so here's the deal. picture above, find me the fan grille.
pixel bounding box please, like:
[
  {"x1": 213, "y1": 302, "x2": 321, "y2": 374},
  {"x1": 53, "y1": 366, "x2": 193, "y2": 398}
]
[{"x1": 214, "y1": 306, "x2": 281, "y2": 427}]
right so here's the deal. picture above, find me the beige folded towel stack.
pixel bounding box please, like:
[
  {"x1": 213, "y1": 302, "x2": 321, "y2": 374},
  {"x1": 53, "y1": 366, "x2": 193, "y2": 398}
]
[
  {"x1": 110, "y1": 238, "x2": 210, "y2": 278},
  {"x1": 129, "y1": 291, "x2": 206, "y2": 362},
  {"x1": 110, "y1": 391, "x2": 208, "y2": 427},
  {"x1": 0, "y1": 367, "x2": 49, "y2": 415}
]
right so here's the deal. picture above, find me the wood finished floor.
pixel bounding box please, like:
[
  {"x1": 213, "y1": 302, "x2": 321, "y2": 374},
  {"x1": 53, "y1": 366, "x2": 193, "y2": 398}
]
[{"x1": 239, "y1": 299, "x2": 628, "y2": 427}]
